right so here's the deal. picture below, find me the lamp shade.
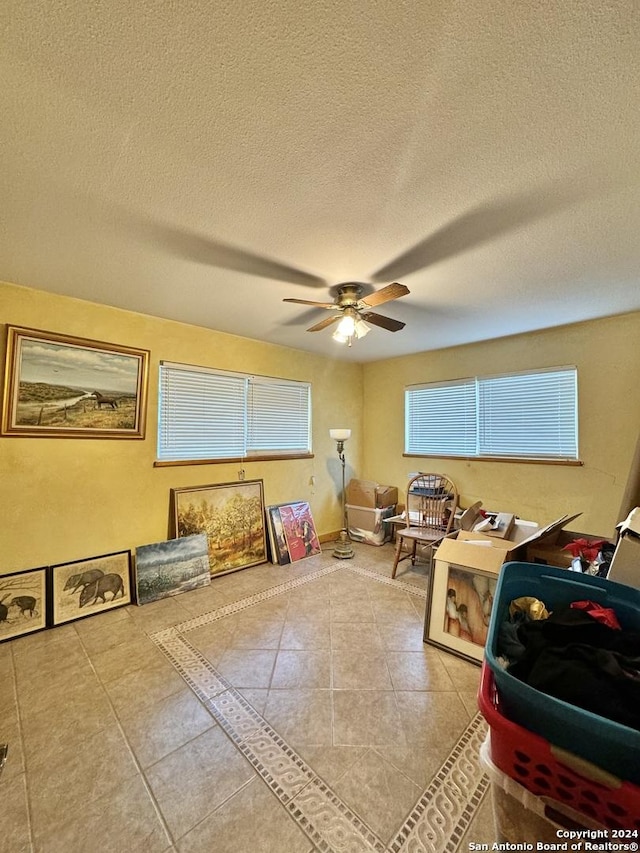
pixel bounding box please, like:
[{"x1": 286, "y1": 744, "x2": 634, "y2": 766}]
[{"x1": 329, "y1": 428, "x2": 351, "y2": 441}]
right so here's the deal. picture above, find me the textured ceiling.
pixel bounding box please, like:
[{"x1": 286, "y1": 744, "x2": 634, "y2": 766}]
[{"x1": 1, "y1": 0, "x2": 639, "y2": 362}]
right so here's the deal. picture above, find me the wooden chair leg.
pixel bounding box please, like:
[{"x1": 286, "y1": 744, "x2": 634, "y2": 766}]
[
  {"x1": 410, "y1": 540, "x2": 418, "y2": 566},
  {"x1": 391, "y1": 535, "x2": 403, "y2": 578}
]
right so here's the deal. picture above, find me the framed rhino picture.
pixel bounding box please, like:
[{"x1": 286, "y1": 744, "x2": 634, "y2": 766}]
[
  {"x1": 49, "y1": 550, "x2": 132, "y2": 626},
  {"x1": 0, "y1": 566, "x2": 48, "y2": 643}
]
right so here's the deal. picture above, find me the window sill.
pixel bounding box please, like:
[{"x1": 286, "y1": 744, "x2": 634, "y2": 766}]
[
  {"x1": 403, "y1": 453, "x2": 582, "y2": 467},
  {"x1": 154, "y1": 453, "x2": 314, "y2": 467}
]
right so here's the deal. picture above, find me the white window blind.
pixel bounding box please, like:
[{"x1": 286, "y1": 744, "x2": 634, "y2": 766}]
[
  {"x1": 405, "y1": 367, "x2": 578, "y2": 461},
  {"x1": 247, "y1": 378, "x2": 310, "y2": 455},
  {"x1": 158, "y1": 363, "x2": 311, "y2": 461},
  {"x1": 477, "y1": 368, "x2": 577, "y2": 459},
  {"x1": 406, "y1": 379, "x2": 477, "y2": 456}
]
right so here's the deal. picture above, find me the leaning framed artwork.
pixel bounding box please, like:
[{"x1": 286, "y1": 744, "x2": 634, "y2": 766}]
[
  {"x1": 0, "y1": 566, "x2": 48, "y2": 643},
  {"x1": 171, "y1": 480, "x2": 267, "y2": 577},
  {"x1": 49, "y1": 550, "x2": 133, "y2": 626},
  {"x1": 135, "y1": 534, "x2": 211, "y2": 605},
  {"x1": 277, "y1": 502, "x2": 321, "y2": 562},
  {"x1": 424, "y1": 561, "x2": 498, "y2": 664},
  {"x1": 1, "y1": 326, "x2": 149, "y2": 438}
]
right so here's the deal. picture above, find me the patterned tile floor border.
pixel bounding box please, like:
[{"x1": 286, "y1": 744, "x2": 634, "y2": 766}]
[{"x1": 151, "y1": 560, "x2": 488, "y2": 852}]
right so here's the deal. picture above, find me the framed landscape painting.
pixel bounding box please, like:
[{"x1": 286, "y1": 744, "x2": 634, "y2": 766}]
[
  {"x1": 135, "y1": 534, "x2": 210, "y2": 605},
  {"x1": 1, "y1": 326, "x2": 149, "y2": 438},
  {"x1": 0, "y1": 567, "x2": 47, "y2": 643},
  {"x1": 424, "y1": 561, "x2": 498, "y2": 664},
  {"x1": 49, "y1": 551, "x2": 133, "y2": 626},
  {"x1": 171, "y1": 480, "x2": 267, "y2": 577}
]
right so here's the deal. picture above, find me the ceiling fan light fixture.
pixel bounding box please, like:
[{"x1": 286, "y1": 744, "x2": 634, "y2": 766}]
[
  {"x1": 335, "y1": 312, "x2": 356, "y2": 338},
  {"x1": 354, "y1": 318, "x2": 371, "y2": 339}
]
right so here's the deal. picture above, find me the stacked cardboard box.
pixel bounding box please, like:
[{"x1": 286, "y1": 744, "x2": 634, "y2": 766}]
[{"x1": 345, "y1": 479, "x2": 398, "y2": 546}]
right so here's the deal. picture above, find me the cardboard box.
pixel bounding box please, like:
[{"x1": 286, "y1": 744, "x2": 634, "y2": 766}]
[
  {"x1": 346, "y1": 504, "x2": 396, "y2": 546},
  {"x1": 345, "y1": 479, "x2": 398, "y2": 509},
  {"x1": 434, "y1": 514, "x2": 581, "y2": 576},
  {"x1": 526, "y1": 528, "x2": 612, "y2": 569},
  {"x1": 607, "y1": 507, "x2": 640, "y2": 588}
]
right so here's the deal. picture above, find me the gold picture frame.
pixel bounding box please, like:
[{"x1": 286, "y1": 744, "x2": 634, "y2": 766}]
[
  {"x1": 170, "y1": 480, "x2": 268, "y2": 577},
  {"x1": 1, "y1": 326, "x2": 149, "y2": 438}
]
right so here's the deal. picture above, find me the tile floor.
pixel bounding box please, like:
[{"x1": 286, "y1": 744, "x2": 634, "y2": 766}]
[{"x1": 1, "y1": 542, "x2": 501, "y2": 852}]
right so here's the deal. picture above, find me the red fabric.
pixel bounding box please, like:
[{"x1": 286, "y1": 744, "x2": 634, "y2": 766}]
[{"x1": 570, "y1": 599, "x2": 621, "y2": 630}]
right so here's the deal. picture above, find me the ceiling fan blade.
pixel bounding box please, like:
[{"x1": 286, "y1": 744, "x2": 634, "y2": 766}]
[
  {"x1": 361, "y1": 312, "x2": 406, "y2": 332},
  {"x1": 307, "y1": 315, "x2": 341, "y2": 332},
  {"x1": 283, "y1": 298, "x2": 337, "y2": 309},
  {"x1": 358, "y1": 282, "x2": 410, "y2": 308}
]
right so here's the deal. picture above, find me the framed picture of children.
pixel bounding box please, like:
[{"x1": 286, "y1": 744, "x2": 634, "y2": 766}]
[{"x1": 424, "y1": 561, "x2": 498, "y2": 664}]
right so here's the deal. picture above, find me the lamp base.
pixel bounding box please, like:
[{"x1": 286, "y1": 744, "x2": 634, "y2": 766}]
[{"x1": 332, "y1": 529, "x2": 355, "y2": 560}]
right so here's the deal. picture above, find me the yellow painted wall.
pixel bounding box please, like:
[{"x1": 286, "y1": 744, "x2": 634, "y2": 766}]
[
  {"x1": 362, "y1": 312, "x2": 640, "y2": 537},
  {"x1": 0, "y1": 281, "x2": 363, "y2": 573}
]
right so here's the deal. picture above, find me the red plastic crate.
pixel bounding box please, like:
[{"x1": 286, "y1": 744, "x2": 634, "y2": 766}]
[{"x1": 478, "y1": 662, "x2": 640, "y2": 830}]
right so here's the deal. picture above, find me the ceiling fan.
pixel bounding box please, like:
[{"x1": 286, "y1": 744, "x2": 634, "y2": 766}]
[{"x1": 283, "y1": 282, "x2": 410, "y2": 345}]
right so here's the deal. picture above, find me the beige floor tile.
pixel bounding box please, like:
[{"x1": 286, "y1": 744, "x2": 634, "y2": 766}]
[
  {"x1": 271, "y1": 649, "x2": 330, "y2": 688},
  {"x1": 90, "y1": 634, "x2": 168, "y2": 683},
  {"x1": 295, "y1": 744, "x2": 367, "y2": 787},
  {"x1": 119, "y1": 687, "x2": 216, "y2": 768},
  {"x1": 75, "y1": 613, "x2": 147, "y2": 656},
  {"x1": 145, "y1": 726, "x2": 255, "y2": 841},
  {"x1": 32, "y1": 773, "x2": 172, "y2": 853},
  {"x1": 21, "y1": 682, "x2": 115, "y2": 761},
  {"x1": 330, "y1": 622, "x2": 383, "y2": 650},
  {"x1": 215, "y1": 648, "x2": 277, "y2": 688},
  {"x1": 234, "y1": 597, "x2": 290, "y2": 622},
  {"x1": 332, "y1": 748, "x2": 421, "y2": 842},
  {"x1": 280, "y1": 618, "x2": 331, "y2": 649},
  {"x1": 376, "y1": 622, "x2": 427, "y2": 651},
  {"x1": 262, "y1": 688, "x2": 333, "y2": 746},
  {"x1": 370, "y1": 596, "x2": 423, "y2": 623},
  {"x1": 227, "y1": 617, "x2": 284, "y2": 649},
  {"x1": 285, "y1": 597, "x2": 332, "y2": 621},
  {"x1": 104, "y1": 655, "x2": 187, "y2": 716},
  {"x1": 183, "y1": 618, "x2": 235, "y2": 664},
  {"x1": 395, "y1": 690, "x2": 472, "y2": 749},
  {"x1": 28, "y1": 723, "x2": 140, "y2": 835},
  {"x1": 374, "y1": 743, "x2": 451, "y2": 788},
  {"x1": 0, "y1": 704, "x2": 24, "y2": 783},
  {"x1": 438, "y1": 651, "x2": 482, "y2": 692},
  {"x1": 333, "y1": 690, "x2": 406, "y2": 747},
  {"x1": 176, "y1": 777, "x2": 314, "y2": 853},
  {"x1": 330, "y1": 597, "x2": 376, "y2": 623},
  {"x1": 459, "y1": 689, "x2": 480, "y2": 718},
  {"x1": 127, "y1": 596, "x2": 193, "y2": 632},
  {"x1": 13, "y1": 633, "x2": 93, "y2": 693},
  {"x1": 332, "y1": 649, "x2": 393, "y2": 690},
  {"x1": 0, "y1": 772, "x2": 31, "y2": 853},
  {"x1": 386, "y1": 650, "x2": 456, "y2": 691},
  {"x1": 237, "y1": 687, "x2": 270, "y2": 714}
]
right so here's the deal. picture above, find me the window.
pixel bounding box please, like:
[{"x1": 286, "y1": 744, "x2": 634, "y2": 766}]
[
  {"x1": 405, "y1": 367, "x2": 578, "y2": 461},
  {"x1": 157, "y1": 362, "x2": 311, "y2": 462}
]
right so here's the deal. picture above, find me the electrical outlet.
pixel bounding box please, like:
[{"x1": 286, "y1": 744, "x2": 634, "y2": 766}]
[
  {"x1": 238, "y1": 469, "x2": 245, "y2": 481},
  {"x1": 309, "y1": 475, "x2": 316, "y2": 487}
]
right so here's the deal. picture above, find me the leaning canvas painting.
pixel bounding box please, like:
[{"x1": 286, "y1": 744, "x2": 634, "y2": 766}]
[{"x1": 135, "y1": 534, "x2": 210, "y2": 605}]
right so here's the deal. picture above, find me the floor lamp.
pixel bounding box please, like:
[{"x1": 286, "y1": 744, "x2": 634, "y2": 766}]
[{"x1": 330, "y1": 428, "x2": 355, "y2": 559}]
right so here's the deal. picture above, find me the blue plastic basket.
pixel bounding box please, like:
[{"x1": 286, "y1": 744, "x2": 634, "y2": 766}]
[{"x1": 485, "y1": 562, "x2": 640, "y2": 786}]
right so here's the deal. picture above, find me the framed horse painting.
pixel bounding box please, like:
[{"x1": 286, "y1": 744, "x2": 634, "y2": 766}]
[{"x1": 1, "y1": 326, "x2": 149, "y2": 438}]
